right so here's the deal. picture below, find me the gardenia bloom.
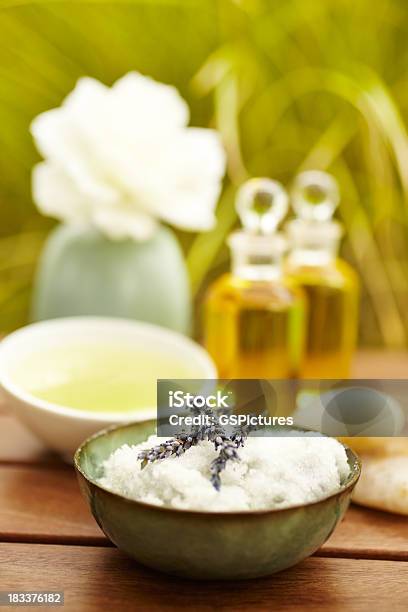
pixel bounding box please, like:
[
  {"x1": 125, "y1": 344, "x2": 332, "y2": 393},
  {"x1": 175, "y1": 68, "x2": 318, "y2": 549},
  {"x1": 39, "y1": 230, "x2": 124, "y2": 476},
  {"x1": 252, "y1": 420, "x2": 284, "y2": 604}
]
[{"x1": 31, "y1": 72, "x2": 226, "y2": 240}]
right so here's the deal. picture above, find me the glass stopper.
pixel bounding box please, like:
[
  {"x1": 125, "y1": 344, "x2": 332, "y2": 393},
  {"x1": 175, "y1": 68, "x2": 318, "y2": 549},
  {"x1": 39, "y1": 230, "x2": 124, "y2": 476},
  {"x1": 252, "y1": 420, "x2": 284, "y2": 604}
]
[
  {"x1": 236, "y1": 178, "x2": 289, "y2": 235},
  {"x1": 291, "y1": 170, "x2": 339, "y2": 222}
]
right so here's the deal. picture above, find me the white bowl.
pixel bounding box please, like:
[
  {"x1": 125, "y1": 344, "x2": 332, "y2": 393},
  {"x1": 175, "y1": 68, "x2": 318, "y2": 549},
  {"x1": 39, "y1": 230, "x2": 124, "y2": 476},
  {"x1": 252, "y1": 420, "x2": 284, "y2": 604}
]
[{"x1": 0, "y1": 317, "x2": 216, "y2": 460}]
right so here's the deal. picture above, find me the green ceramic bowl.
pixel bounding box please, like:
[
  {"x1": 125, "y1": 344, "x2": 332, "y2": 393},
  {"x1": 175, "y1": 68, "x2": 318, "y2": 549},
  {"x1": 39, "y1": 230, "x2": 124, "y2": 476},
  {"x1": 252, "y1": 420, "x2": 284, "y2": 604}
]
[{"x1": 74, "y1": 422, "x2": 361, "y2": 580}]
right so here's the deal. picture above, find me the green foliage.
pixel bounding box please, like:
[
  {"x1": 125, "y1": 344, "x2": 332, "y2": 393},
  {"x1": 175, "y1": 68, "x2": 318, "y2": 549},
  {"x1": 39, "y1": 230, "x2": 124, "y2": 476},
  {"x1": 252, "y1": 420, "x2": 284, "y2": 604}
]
[{"x1": 0, "y1": 0, "x2": 408, "y2": 346}]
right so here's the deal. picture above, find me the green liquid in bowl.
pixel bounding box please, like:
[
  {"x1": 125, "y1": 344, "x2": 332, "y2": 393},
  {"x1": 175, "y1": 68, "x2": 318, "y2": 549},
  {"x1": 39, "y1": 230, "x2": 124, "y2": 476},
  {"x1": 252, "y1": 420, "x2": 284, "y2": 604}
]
[{"x1": 10, "y1": 342, "x2": 197, "y2": 413}]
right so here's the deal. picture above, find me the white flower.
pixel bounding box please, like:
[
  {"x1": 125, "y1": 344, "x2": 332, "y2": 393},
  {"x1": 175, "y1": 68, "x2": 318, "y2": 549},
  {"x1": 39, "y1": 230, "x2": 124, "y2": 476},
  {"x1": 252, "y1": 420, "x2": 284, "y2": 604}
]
[{"x1": 31, "y1": 72, "x2": 226, "y2": 240}]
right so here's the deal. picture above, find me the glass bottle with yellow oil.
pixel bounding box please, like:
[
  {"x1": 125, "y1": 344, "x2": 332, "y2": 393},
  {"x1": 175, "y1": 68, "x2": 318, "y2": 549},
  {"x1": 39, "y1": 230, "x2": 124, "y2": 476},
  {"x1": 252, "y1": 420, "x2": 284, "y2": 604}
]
[
  {"x1": 285, "y1": 171, "x2": 359, "y2": 379},
  {"x1": 203, "y1": 178, "x2": 306, "y2": 379}
]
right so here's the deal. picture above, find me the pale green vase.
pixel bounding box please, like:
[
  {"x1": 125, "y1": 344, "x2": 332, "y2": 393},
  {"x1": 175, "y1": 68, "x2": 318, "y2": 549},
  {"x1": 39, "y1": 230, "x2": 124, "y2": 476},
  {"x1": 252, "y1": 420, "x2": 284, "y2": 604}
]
[{"x1": 31, "y1": 224, "x2": 191, "y2": 334}]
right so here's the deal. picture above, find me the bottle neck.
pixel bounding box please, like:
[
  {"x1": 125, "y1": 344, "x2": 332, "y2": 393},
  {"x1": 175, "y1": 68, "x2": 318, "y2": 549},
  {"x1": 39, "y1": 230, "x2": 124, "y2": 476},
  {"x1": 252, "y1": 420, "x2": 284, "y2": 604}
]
[
  {"x1": 228, "y1": 231, "x2": 286, "y2": 281},
  {"x1": 288, "y1": 244, "x2": 339, "y2": 267},
  {"x1": 286, "y1": 219, "x2": 342, "y2": 268},
  {"x1": 232, "y1": 252, "x2": 284, "y2": 281}
]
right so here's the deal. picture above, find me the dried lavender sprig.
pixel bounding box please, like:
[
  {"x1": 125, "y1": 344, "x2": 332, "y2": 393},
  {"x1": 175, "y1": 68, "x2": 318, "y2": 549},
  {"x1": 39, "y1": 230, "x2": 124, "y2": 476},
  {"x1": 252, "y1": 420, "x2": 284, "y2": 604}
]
[
  {"x1": 209, "y1": 426, "x2": 253, "y2": 490},
  {"x1": 138, "y1": 403, "x2": 228, "y2": 468},
  {"x1": 210, "y1": 436, "x2": 241, "y2": 491},
  {"x1": 138, "y1": 406, "x2": 264, "y2": 490},
  {"x1": 138, "y1": 420, "x2": 225, "y2": 468},
  {"x1": 138, "y1": 433, "x2": 196, "y2": 469}
]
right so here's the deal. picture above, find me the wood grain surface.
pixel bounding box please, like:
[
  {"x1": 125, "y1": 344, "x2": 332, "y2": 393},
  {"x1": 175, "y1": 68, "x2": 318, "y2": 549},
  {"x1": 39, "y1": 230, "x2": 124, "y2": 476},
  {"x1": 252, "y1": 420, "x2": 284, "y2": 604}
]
[
  {"x1": 352, "y1": 351, "x2": 408, "y2": 378},
  {"x1": 0, "y1": 415, "x2": 58, "y2": 464},
  {"x1": 1, "y1": 543, "x2": 408, "y2": 612},
  {"x1": 0, "y1": 465, "x2": 105, "y2": 545}
]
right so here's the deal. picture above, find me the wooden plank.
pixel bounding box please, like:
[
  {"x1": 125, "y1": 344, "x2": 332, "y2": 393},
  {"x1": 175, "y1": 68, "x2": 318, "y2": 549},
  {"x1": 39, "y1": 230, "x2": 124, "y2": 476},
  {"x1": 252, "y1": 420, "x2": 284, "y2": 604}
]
[
  {"x1": 0, "y1": 391, "x2": 9, "y2": 414},
  {"x1": 0, "y1": 463, "x2": 407, "y2": 561},
  {"x1": 0, "y1": 465, "x2": 105, "y2": 545},
  {"x1": 352, "y1": 350, "x2": 408, "y2": 378},
  {"x1": 323, "y1": 505, "x2": 408, "y2": 560},
  {"x1": 0, "y1": 543, "x2": 407, "y2": 611},
  {"x1": 0, "y1": 415, "x2": 58, "y2": 465}
]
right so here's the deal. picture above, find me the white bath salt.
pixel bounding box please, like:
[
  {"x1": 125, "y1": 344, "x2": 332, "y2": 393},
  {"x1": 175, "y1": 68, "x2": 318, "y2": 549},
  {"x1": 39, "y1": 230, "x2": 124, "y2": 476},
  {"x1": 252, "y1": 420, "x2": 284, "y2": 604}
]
[{"x1": 98, "y1": 433, "x2": 350, "y2": 512}]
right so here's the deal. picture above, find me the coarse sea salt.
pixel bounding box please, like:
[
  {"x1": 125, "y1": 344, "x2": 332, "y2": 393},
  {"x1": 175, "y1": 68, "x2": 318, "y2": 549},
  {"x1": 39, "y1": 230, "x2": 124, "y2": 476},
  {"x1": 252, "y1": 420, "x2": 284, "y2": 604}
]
[{"x1": 98, "y1": 433, "x2": 350, "y2": 512}]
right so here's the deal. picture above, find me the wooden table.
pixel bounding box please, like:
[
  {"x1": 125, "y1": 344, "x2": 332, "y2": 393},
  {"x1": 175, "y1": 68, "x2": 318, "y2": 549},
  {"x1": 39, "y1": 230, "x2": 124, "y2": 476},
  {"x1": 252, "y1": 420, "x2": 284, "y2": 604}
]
[{"x1": 1, "y1": 351, "x2": 408, "y2": 611}]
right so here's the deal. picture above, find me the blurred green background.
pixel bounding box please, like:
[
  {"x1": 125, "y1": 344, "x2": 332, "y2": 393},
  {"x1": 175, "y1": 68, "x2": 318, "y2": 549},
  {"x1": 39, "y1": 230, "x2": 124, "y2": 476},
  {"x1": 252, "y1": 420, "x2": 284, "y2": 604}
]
[{"x1": 0, "y1": 0, "x2": 408, "y2": 347}]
